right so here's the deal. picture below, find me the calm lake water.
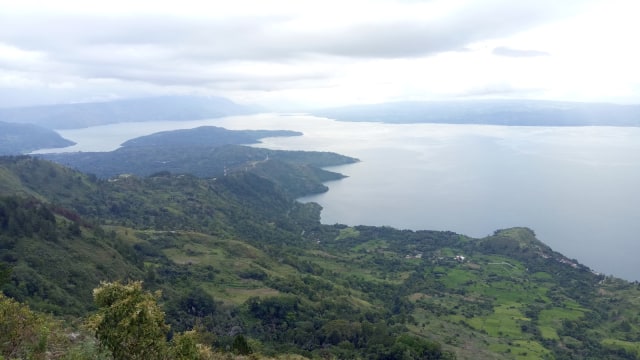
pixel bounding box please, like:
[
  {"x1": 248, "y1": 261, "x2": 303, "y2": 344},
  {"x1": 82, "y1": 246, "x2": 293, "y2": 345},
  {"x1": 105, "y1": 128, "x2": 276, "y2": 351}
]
[{"x1": 43, "y1": 114, "x2": 640, "y2": 281}]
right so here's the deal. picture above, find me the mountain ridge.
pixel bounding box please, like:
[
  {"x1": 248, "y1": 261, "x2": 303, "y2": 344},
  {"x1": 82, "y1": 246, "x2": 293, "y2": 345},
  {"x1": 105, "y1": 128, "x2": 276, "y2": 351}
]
[
  {"x1": 0, "y1": 95, "x2": 260, "y2": 129},
  {"x1": 312, "y1": 99, "x2": 640, "y2": 126},
  {"x1": 0, "y1": 121, "x2": 75, "y2": 155}
]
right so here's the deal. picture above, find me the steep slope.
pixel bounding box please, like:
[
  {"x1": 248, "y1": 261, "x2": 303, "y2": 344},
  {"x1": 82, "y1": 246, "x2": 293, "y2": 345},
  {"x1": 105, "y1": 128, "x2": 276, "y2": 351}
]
[
  {"x1": 0, "y1": 195, "x2": 144, "y2": 315},
  {"x1": 1, "y1": 156, "x2": 640, "y2": 359}
]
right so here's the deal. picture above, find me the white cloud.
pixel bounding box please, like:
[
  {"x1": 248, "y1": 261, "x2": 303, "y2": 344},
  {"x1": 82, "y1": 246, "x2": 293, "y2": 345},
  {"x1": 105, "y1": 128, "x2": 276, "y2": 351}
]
[{"x1": 0, "y1": 0, "x2": 637, "y2": 107}]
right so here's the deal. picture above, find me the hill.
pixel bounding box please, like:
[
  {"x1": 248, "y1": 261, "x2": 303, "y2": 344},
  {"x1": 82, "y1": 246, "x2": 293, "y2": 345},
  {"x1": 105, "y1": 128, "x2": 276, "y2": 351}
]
[
  {"x1": 120, "y1": 126, "x2": 302, "y2": 148},
  {"x1": 0, "y1": 95, "x2": 260, "y2": 129},
  {"x1": 2, "y1": 156, "x2": 640, "y2": 359},
  {"x1": 0, "y1": 121, "x2": 75, "y2": 155},
  {"x1": 313, "y1": 100, "x2": 640, "y2": 126},
  {"x1": 39, "y1": 126, "x2": 358, "y2": 197}
]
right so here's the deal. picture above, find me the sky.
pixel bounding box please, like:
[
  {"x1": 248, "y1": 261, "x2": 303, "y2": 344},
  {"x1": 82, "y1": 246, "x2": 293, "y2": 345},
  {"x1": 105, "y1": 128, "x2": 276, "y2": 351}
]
[{"x1": 1, "y1": 0, "x2": 639, "y2": 109}]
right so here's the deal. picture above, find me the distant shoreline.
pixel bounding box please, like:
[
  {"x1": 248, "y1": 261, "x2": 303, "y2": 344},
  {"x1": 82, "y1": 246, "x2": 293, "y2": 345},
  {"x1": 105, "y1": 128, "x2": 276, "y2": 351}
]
[{"x1": 312, "y1": 99, "x2": 640, "y2": 127}]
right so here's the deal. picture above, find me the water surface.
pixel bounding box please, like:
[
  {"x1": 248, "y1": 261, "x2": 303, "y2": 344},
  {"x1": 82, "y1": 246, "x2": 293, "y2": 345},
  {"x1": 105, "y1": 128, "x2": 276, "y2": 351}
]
[{"x1": 43, "y1": 114, "x2": 640, "y2": 280}]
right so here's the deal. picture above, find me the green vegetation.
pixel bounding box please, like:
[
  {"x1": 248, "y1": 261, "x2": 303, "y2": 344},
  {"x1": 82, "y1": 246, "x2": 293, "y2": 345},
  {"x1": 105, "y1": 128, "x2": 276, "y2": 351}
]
[
  {"x1": 41, "y1": 144, "x2": 356, "y2": 198},
  {"x1": 40, "y1": 125, "x2": 358, "y2": 190},
  {"x1": 120, "y1": 126, "x2": 301, "y2": 148},
  {"x1": 1, "y1": 293, "x2": 71, "y2": 359},
  {"x1": 89, "y1": 281, "x2": 203, "y2": 360},
  {"x1": 90, "y1": 281, "x2": 169, "y2": 359},
  {"x1": 2, "y1": 154, "x2": 640, "y2": 359}
]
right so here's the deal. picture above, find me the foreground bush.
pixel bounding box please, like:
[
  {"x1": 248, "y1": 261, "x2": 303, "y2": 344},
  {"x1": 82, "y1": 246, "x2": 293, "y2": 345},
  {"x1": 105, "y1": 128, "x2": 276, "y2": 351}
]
[{"x1": 0, "y1": 293, "x2": 67, "y2": 359}]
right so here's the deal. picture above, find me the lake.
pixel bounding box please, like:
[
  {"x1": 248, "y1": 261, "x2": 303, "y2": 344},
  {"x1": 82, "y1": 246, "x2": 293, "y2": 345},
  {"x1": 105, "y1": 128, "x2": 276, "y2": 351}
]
[{"x1": 44, "y1": 113, "x2": 640, "y2": 281}]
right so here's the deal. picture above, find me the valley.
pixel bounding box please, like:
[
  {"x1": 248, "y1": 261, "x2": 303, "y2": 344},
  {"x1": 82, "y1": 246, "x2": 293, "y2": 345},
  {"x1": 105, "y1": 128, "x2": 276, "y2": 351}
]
[{"x1": 2, "y1": 142, "x2": 640, "y2": 358}]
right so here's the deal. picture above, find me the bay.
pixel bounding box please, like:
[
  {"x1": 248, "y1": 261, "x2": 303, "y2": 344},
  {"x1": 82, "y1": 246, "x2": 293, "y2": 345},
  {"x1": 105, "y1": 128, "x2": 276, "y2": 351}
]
[{"x1": 43, "y1": 114, "x2": 640, "y2": 281}]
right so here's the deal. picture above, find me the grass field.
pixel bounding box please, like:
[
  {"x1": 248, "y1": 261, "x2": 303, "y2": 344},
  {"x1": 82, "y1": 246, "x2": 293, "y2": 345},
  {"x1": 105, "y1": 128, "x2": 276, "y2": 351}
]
[{"x1": 601, "y1": 339, "x2": 640, "y2": 357}]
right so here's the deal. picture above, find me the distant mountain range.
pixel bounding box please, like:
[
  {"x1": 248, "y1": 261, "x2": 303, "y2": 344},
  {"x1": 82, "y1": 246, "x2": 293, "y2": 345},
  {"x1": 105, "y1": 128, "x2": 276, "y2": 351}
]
[
  {"x1": 313, "y1": 99, "x2": 640, "y2": 126},
  {"x1": 0, "y1": 95, "x2": 263, "y2": 154},
  {"x1": 3, "y1": 97, "x2": 640, "y2": 156},
  {"x1": 0, "y1": 121, "x2": 75, "y2": 155},
  {"x1": 0, "y1": 95, "x2": 261, "y2": 130}
]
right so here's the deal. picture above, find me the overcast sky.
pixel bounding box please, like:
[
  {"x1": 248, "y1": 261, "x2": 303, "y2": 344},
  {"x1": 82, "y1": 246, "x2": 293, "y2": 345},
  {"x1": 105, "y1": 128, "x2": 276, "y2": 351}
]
[{"x1": 1, "y1": 0, "x2": 639, "y2": 108}]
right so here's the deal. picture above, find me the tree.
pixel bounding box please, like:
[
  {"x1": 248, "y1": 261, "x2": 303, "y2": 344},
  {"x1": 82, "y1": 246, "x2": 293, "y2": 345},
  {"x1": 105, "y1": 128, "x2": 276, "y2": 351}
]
[
  {"x1": 88, "y1": 281, "x2": 213, "y2": 360},
  {"x1": 231, "y1": 334, "x2": 252, "y2": 355},
  {"x1": 170, "y1": 330, "x2": 201, "y2": 360},
  {"x1": 88, "y1": 281, "x2": 169, "y2": 360},
  {"x1": 0, "y1": 293, "x2": 67, "y2": 359},
  {"x1": 0, "y1": 262, "x2": 10, "y2": 286}
]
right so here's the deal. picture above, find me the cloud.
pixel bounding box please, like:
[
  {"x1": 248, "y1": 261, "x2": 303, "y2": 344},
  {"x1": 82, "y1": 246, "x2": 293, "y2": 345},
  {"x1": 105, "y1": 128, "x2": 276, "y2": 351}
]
[
  {"x1": 460, "y1": 82, "x2": 545, "y2": 98},
  {"x1": 0, "y1": 1, "x2": 590, "y2": 61},
  {"x1": 0, "y1": 0, "x2": 620, "y2": 107},
  {"x1": 492, "y1": 46, "x2": 551, "y2": 57}
]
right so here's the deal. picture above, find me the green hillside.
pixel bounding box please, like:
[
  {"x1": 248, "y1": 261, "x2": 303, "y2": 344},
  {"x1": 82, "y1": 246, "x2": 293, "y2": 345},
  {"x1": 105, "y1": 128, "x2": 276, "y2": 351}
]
[
  {"x1": 1, "y1": 155, "x2": 640, "y2": 359},
  {"x1": 0, "y1": 121, "x2": 75, "y2": 154},
  {"x1": 40, "y1": 125, "x2": 358, "y2": 199}
]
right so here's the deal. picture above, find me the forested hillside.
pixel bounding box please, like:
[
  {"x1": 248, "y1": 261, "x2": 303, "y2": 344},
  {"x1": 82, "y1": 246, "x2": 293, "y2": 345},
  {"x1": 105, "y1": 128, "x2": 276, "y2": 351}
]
[
  {"x1": 0, "y1": 121, "x2": 75, "y2": 154},
  {"x1": 2, "y1": 155, "x2": 640, "y2": 359},
  {"x1": 40, "y1": 126, "x2": 358, "y2": 198}
]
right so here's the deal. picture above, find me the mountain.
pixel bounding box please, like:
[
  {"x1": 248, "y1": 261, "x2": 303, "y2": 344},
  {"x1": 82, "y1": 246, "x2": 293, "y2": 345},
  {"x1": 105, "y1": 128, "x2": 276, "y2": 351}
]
[
  {"x1": 0, "y1": 95, "x2": 260, "y2": 129},
  {"x1": 39, "y1": 126, "x2": 358, "y2": 197},
  {"x1": 120, "y1": 126, "x2": 302, "y2": 148},
  {"x1": 2, "y1": 154, "x2": 640, "y2": 359},
  {"x1": 313, "y1": 99, "x2": 640, "y2": 126},
  {"x1": 0, "y1": 121, "x2": 75, "y2": 155},
  {"x1": 0, "y1": 194, "x2": 144, "y2": 315}
]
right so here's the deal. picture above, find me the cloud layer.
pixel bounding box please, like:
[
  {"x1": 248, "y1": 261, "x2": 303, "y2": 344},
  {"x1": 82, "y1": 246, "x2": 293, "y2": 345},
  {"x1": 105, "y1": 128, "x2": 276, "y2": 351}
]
[
  {"x1": 0, "y1": 0, "x2": 637, "y2": 107},
  {"x1": 492, "y1": 47, "x2": 550, "y2": 58}
]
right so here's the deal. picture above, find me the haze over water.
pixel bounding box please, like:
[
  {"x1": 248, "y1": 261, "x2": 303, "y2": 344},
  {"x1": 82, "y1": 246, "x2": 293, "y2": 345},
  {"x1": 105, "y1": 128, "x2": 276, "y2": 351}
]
[{"x1": 50, "y1": 114, "x2": 640, "y2": 281}]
